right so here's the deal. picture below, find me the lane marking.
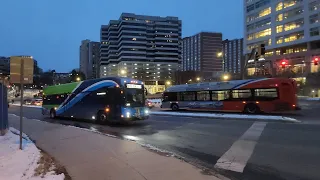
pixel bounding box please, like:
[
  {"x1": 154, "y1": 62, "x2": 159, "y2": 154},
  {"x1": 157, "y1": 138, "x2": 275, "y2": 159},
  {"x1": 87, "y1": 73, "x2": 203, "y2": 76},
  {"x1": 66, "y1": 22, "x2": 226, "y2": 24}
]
[{"x1": 214, "y1": 121, "x2": 267, "y2": 173}]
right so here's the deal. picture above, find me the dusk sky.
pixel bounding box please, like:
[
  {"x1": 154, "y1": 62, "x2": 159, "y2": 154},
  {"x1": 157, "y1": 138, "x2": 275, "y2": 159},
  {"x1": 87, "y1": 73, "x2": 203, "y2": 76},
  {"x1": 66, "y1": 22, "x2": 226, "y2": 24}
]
[{"x1": 0, "y1": 0, "x2": 243, "y2": 72}]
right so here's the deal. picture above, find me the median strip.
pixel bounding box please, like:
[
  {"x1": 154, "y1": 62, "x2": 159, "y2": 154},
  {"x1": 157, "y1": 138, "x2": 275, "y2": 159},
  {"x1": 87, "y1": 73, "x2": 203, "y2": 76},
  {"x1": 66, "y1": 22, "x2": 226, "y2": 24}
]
[{"x1": 150, "y1": 111, "x2": 300, "y2": 123}]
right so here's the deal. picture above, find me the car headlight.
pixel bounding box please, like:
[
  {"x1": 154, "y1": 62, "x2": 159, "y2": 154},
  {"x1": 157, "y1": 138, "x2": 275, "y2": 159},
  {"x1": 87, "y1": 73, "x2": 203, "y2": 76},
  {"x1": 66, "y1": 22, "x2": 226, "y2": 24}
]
[{"x1": 145, "y1": 109, "x2": 149, "y2": 115}]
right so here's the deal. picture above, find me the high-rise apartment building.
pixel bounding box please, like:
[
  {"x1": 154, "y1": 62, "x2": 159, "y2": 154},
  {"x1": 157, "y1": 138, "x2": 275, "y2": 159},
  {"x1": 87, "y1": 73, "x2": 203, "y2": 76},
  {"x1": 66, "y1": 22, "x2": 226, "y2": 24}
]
[
  {"x1": 100, "y1": 13, "x2": 181, "y2": 91},
  {"x1": 182, "y1": 32, "x2": 223, "y2": 76},
  {"x1": 222, "y1": 38, "x2": 244, "y2": 75},
  {"x1": 79, "y1": 40, "x2": 100, "y2": 79},
  {"x1": 244, "y1": 0, "x2": 320, "y2": 77},
  {"x1": 0, "y1": 56, "x2": 10, "y2": 76}
]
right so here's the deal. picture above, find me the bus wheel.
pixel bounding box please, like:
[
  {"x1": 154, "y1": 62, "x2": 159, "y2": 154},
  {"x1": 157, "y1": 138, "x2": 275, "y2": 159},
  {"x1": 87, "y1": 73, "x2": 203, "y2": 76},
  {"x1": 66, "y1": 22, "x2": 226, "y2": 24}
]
[
  {"x1": 244, "y1": 104, "x2": 260, "y2": 114},
  {"x1": 97, "y1": 111, "x2": 108, "y2": 124},
  {"x1": 50, "y1": 109, "x2": 56, "y2": 119},
  {"x1": 171, "y1": 104, "x2": 179, "y2": 111}
]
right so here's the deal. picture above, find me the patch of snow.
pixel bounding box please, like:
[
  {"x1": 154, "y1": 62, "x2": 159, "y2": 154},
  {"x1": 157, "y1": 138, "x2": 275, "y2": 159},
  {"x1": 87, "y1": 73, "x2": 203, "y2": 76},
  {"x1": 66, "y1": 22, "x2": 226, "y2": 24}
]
[
  {"x1": 150, "y1": 111, "x2": 300, "y2": 123},
  {"x1": 0, "y1": 127, "x2": 64, "y2": 180},
  {"x1": 138, "y1": 142, "x2": 177, "y2": 157},
  {"x1": 305, "y1": 97, "x2": 320, "y2": 101},
  {"x1": 11, "y1": 103, "x2": 43, "y2": 109}
]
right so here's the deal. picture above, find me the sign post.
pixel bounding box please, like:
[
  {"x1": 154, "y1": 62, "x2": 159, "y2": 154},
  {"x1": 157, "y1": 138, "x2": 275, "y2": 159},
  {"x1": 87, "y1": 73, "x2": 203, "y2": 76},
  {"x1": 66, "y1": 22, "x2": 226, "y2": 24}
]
[{"x1": 10, "y1": 56, "x2": 34, "y2": 150}]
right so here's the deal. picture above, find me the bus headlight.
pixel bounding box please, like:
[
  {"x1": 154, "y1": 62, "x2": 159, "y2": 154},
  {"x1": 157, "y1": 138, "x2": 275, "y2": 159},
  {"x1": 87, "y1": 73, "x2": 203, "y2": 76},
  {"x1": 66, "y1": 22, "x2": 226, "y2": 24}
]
[{"x1": 126, "y1": 112, "x2": 131, "y2": 118}]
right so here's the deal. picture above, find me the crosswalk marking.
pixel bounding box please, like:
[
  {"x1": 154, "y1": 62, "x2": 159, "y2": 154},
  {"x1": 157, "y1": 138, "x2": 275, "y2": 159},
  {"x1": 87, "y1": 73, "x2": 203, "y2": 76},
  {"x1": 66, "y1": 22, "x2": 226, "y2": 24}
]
[{"x1": 214, "y1": 122, "x2": 267, "y2": 173}]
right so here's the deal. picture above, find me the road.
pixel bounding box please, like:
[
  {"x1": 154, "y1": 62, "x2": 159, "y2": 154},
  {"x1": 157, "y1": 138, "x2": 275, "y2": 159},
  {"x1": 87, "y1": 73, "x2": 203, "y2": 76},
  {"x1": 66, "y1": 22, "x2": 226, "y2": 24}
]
[{"x1": 8, "y1": 99, "x2": 320, "y2": 180}]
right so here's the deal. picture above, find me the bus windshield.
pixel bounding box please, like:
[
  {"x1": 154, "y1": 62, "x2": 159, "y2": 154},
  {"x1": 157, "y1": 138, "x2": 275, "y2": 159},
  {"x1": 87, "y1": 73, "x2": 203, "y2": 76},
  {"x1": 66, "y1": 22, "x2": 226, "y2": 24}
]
[{"x1": 125, "y1": 88, "x2": 144, "y2": 107}]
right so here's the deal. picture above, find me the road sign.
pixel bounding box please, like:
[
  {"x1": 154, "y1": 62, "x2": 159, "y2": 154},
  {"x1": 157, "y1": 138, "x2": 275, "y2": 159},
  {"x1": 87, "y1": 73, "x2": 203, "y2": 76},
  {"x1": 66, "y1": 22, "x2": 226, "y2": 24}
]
[
  {"x1": 10, "y1": 56, "x2": 34, "y2": 84},
  {"x1": 9, "y1": 56, "x2": 34, "y2": 150}
]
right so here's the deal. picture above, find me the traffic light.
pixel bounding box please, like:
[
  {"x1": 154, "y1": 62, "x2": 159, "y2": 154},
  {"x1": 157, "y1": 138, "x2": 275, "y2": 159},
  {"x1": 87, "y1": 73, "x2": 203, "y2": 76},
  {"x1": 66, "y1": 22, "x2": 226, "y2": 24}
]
[
  {"x1": 313, "y1": 57, "x2": 319, "y2": 65},
  {"x1": 258, "y1": 44, "x2": 265, "y2": 56},
  {"x1": 281, "y1": 61, "x2": 286, "y2": 69}
]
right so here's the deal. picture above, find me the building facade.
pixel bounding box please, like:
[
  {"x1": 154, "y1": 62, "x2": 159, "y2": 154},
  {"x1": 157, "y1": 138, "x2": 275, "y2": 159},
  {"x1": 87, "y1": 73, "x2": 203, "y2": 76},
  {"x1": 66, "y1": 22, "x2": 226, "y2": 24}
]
[
  {"x1": 222, "y1": 38, "x2": 244, "y2": 75},
  {"x1": 79, "y1": 40, "x2": 100, "y2": 79},
  {"x1": 244, "y1": 0, "x2": 320, "y2": 77},
  {"x1": 100, "y1": 13, "x2": 181, "y2": 93},
  {"x1": 182, "y1": 32, "x2": 223, "y2": 76}
]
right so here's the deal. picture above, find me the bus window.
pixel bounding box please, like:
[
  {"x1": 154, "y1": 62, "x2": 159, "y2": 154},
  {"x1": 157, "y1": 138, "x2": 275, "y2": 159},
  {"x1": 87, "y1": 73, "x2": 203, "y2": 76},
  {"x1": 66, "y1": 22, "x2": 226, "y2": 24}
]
[
  {"x1": 232, "y1": 89, "x2": 252, "y2": 99},
  {"x1": 163, "y1": 92, "x2": 177, "y2": 101},
  {"x1": 197, "y1": 91, "x2": 210, "y2": 101},
  {"x1": 125, "y1": 88, "x2": 144, "y2": 107},
  {"x1": 254, "y1": 88, "x2": 278, "y2": 100},
  {"x1": 212, "y1": 91, "x2": 230, "y2": 101},
  {"x1": 179, "y1": 92, "x2": 196, "y2": 101}
]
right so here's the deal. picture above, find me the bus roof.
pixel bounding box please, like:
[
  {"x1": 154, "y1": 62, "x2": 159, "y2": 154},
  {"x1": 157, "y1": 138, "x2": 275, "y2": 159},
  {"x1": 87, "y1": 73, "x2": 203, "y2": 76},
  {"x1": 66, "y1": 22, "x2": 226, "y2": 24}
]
[
  {"x1": 165, "y1": 78, "x2": 278, "y2": 92},
  {"x1": 43, "y1": 76, "x2": 143, "y2": 95},
  {"x1": 43, "y1": 82, "x2": 80, "y2": 95}
]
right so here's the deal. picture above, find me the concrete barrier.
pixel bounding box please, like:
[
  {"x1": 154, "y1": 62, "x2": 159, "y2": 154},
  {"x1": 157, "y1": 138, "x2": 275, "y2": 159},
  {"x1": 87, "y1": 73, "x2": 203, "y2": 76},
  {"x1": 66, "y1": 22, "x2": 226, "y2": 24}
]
[{"x1": 0, "y1": 83, "x2": 8, "y2": 135}]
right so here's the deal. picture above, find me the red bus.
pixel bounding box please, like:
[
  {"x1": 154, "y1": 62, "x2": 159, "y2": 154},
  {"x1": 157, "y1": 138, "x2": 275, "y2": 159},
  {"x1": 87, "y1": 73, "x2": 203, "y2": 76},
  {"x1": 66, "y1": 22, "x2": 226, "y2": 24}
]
[{"x1": 161, "y1": 78, "x2": 300, "y2": 114}]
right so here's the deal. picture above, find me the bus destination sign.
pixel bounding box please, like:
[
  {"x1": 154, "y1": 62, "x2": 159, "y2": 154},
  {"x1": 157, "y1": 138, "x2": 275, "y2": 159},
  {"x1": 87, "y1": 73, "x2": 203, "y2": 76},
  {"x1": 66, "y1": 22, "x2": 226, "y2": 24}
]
[{"x1": 126, "y1": 84, "x2": 142, "y2": 89}]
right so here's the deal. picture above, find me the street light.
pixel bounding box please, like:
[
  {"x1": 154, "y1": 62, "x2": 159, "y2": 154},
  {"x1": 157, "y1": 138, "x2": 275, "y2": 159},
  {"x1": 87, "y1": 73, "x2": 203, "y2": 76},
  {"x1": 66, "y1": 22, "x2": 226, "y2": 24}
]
[
  {"x1": 76, "y1": 77, "x2": 81, "y2": 82},
  {"x1": 223, "y1": 75, "x2": 230, "y2": 81},
  {"x1": 120, "y1": 69, "x2": 126, "y2": 75},
  {"x1": 166, "y1": 81, "x2": 171, "y2": 85},
  {"x1": 196, "y1": 77, "x2": 201, "y2": 81}
]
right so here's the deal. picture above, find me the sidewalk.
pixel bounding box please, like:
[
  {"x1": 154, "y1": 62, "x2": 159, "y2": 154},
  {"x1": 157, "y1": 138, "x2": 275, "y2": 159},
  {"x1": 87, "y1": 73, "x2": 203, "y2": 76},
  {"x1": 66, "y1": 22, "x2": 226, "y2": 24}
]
[{"x1": 8, "y1": 114, "x2": 222, "y2": 180}]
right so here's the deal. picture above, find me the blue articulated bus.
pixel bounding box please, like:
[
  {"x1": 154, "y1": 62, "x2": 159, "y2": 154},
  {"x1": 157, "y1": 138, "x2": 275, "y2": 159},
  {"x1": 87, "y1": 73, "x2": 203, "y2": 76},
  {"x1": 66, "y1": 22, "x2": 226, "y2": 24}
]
[{"x1": 42, "y1": 77, "x2": 149, "y2": 123}]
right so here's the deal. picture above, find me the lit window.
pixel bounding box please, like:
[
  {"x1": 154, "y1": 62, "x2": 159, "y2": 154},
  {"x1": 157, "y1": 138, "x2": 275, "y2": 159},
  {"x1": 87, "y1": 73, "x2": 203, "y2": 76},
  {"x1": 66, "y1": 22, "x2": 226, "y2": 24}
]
[
  {"x1": 284, "y1": 31, "x2": 304, "y2": 43},
  {"x1": 276, "y1": 37, "x2": 283, "y2": 44},
  {"x1": 276, "y1": 25, "x2": 283, "y2": 33},
  {"x1": 276, "y1": 2, "x2": 283, "y2": 11},
  {"x1": 258, "y1": 7, "x2": 271, "y2": 18},
  {"x1": 283, "y1": 0, "x2": 300, "y2": 9},
  {"x1": 254, "y1": 28, "x2": 271, "y2": 39},
  {"x1": 276, "y1": 14, "x2": 283, "y2": 22},
  {"x1": 284, "y1": 19, "x2": 304, "y2": 31}
]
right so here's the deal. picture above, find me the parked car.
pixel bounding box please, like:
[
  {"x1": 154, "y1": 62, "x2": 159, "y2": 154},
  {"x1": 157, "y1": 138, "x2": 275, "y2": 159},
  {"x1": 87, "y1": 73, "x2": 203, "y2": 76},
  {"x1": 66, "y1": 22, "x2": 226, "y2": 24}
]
[
  {"x1": 32, "y1": 99, "x2": 43, "y2": 106},
  {"x1": 24, "y1": 99, "x2": 32, "y2": 105},
  {"x1": 145, "y1": 100, "x2": 154, "y2": 108}
]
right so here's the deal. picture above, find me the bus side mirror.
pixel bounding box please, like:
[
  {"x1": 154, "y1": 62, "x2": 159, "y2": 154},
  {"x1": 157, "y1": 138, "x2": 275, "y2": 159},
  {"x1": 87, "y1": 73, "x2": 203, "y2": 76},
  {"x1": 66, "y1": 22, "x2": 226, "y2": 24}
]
[{"x1": 145, "y1": 89, "x2": 148, "y2": 96}]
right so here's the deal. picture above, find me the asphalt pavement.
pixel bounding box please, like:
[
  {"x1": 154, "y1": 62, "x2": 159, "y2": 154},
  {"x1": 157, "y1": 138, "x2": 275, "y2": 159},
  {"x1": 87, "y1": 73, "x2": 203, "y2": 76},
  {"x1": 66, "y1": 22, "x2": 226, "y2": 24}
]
[{"x1": 8, "y1": 99, "x2": 320, "y2": 180}]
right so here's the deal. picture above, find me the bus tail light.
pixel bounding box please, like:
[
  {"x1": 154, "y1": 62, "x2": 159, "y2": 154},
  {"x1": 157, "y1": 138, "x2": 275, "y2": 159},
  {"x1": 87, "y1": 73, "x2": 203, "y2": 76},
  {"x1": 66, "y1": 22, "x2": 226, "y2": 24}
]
[
  {"x1": 292, "y1": 104, "x2": 296, "y2": 107},
  {"x1": 242, "y1": 101, "x2": 246, "y2": 104},
  {"x1": 256, "y1": 101, "x2": 260, "y2": 104}
]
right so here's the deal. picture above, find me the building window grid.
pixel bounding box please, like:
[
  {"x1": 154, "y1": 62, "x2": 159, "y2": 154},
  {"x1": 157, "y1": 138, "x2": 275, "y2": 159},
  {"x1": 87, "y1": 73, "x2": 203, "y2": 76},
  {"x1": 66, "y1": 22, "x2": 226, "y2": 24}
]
[{"x1": 310, "y1": 1, "x2": 320, "y2": 11}]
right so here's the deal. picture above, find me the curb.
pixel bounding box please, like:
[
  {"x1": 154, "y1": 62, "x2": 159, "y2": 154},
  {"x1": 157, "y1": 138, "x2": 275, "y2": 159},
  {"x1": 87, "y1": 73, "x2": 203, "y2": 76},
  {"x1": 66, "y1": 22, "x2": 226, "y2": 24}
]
[{"x1": 150, "y1": 111, "x2": 301, "y2": 123}]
